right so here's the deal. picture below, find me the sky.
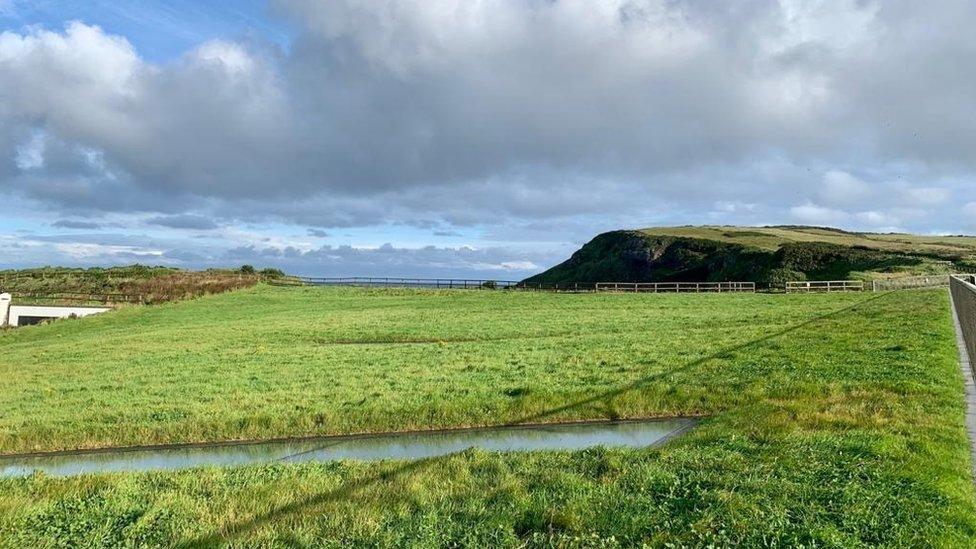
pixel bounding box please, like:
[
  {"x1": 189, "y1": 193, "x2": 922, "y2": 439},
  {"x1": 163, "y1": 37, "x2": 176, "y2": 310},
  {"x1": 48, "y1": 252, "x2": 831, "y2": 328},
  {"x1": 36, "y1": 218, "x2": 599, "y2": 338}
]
[{"x1": 2, "y1": 0, "x2": 976, "y2": 278}]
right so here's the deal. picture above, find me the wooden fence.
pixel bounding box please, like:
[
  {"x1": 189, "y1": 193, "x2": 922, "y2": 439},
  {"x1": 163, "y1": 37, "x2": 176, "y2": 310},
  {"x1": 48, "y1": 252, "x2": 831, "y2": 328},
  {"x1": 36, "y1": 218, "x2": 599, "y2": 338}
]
[
  {"x1": 8, "y1": 292, "x2": 144, "y2": 306},
  {"x1": 785, "y1": 280, "x2": 865, "y2": 293},
  {"x1": 595, "y1": 282, "x2": 755, "y2": 293},
  {"x1": 271, "y1": 277, "x2": 756, "y2": 293}
]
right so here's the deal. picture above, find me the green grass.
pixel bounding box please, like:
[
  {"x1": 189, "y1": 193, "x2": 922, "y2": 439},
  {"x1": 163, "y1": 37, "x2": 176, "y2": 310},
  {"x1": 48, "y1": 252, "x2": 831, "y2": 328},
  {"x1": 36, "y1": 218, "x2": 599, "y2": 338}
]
[
  {"x1": 524, "y1": 226, "x2": 976, "y2": 287},
  {"x1": 1, "y1": 286, "x2": 974, "y2": 546},
  {"x1": 0, "y1": 265, "x2": 273, "y2": 305},
  {"x1": 640, "y1": 225, "x2": 976, "y2": 260}
]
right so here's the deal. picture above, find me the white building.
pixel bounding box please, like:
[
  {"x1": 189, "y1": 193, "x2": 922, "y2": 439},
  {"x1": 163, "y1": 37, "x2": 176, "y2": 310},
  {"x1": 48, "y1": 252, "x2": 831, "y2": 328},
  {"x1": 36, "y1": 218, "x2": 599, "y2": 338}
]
[{"x1": 0, "y1": 293, "x2": 110, "y2": 327}]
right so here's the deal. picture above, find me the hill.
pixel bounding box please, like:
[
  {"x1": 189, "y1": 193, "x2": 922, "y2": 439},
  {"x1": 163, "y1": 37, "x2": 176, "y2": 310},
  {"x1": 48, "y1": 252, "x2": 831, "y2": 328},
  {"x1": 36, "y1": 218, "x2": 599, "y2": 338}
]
[{"x1": 524, "y1": 225, "x2": 976, "y2": 285}]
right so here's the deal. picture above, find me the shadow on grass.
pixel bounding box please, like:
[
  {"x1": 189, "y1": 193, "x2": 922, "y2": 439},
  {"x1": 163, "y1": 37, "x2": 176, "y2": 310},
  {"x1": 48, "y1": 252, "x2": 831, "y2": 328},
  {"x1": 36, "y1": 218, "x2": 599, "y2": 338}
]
[{"x1": 179, "y1": 292, "x2": 893, "y2": 547}]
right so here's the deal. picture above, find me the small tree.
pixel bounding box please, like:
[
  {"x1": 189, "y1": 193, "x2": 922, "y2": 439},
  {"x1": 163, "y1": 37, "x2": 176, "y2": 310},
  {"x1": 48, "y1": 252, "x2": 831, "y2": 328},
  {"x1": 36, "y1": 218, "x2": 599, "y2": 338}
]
[{"x1": 239, "y1": 265, "x2": 256, "y2": 275}]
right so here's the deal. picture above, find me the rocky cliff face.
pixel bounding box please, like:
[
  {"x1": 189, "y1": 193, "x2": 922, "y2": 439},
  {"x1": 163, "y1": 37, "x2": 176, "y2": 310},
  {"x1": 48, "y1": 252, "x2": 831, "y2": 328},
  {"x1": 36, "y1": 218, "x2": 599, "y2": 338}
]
[{"x1": 523, "y1": 230, "x2": 925, "y2": 285}]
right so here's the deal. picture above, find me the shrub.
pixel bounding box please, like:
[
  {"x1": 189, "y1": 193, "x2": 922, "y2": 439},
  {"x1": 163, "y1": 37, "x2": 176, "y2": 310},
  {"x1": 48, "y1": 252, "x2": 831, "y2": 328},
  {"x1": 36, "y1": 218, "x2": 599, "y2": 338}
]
[
  {"x1": 767, "y1": 267, "x2": 806, "y2": 286},
  {"x1": 239, "y1": 265, "x2": 256, "y2": 275}
]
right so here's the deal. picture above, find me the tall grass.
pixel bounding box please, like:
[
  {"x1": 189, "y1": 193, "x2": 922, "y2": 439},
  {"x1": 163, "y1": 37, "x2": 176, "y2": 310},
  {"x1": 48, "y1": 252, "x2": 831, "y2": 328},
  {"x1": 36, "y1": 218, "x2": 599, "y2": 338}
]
[{"x1": 0, "y1": 265, "x2": 267, "y2": 304}]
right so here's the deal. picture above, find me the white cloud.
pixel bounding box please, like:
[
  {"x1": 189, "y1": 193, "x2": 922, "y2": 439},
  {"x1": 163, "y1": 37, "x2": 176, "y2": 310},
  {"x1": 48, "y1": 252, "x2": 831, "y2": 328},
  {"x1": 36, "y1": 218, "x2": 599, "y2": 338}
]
[
  {"x1": 901, "y1": 186, "x2": 949, "y2": 206},
  {"x1": 820, "y1": 170, "x2": 871, "y2": 205},
  {"x1": 854, "y1": 210, "x2": 897, "y2": 226},
  {"x1": 4, "y1": 2, "x2": 976, "y2": 274},
  {"x1": 789, "y1": 203, "x2": 848, "y2": 225},
  {"x1": 499, "y1": 260, "x2": 539, "y2": 271},
  {"x1": 191, "y1": 40, "x2": 255, "y2": 74}
]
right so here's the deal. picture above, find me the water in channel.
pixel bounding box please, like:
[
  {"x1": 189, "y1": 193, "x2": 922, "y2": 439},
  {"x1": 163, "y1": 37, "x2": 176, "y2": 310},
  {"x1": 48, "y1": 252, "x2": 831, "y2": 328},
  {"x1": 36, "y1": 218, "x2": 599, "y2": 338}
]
[{"x1": 0, "y1": 418, "x2": 697, "y2": 477}]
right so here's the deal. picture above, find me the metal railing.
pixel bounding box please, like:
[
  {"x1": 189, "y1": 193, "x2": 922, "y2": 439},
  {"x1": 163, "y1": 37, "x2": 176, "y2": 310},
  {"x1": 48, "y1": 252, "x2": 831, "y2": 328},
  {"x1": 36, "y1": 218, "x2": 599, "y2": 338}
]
[
  {"x1": 595, "y1": 282, "x2": 755, "y2": 293},
  {"x1": 271, "y1": 276, "x2": 521, "y2": 289},
  {"x1": 950, "y1": 275, "x2": 976, "y2": 368},
  {"x1": 785, "y1": 280, "x2": 865, "y2": 293}
]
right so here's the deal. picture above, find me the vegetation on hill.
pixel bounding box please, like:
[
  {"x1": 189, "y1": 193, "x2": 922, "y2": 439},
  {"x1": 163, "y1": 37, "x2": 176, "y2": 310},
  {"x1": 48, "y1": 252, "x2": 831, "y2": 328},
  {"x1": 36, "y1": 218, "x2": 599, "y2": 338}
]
[
  {"x1": 524, "y1": 225, "x2": 976, "y2": 285},
  {"x1": 0, "y1": 264, "x2": 283, "y2": 305},
  {"x1": 0, "y1": 287, "x2": 973, "y2": 545}
]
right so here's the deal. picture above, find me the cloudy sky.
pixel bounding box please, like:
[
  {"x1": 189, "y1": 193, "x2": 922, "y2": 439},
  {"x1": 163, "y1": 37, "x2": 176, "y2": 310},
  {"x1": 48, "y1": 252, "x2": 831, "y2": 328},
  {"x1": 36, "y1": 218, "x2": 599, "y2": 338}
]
[{"x1": 2, "y1": 0, "x2": 975, "y2": 278}]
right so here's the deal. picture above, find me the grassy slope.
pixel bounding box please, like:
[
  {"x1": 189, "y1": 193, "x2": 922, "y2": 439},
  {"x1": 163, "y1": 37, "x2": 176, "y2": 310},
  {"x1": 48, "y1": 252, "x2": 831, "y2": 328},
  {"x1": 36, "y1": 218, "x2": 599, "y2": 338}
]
[
  {"x1": 525, "y1": 225, "x2": 976, "y2": 285},
  {"x1": 1, "y1": 286, "x2": 974, "y2": 546},
  {"x1": 640, "y1": 225, "x2": 976, "y2": 260},
  {"x1": 0, "y1": 266, "x2": 263, "y2": 305}
]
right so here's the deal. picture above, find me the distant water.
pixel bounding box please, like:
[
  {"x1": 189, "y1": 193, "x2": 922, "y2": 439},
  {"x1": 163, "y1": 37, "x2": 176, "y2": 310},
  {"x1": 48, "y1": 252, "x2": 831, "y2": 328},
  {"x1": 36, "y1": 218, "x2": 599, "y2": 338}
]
[{"x1": 0, "y1": 418, "x2": 697, "y2": 477}]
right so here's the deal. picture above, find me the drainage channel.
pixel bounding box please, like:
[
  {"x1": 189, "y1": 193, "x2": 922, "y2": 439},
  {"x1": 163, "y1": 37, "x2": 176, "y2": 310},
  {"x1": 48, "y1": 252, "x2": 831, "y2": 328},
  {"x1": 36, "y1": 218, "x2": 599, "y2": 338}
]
[{"x1": 0, "y1": 418, "x2": 698, "y2": 477}]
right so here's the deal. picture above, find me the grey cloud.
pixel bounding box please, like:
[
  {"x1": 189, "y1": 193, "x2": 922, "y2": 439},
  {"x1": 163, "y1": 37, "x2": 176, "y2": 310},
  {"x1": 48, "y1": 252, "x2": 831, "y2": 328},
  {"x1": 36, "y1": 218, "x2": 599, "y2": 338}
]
[
  {"x1": 162, "y1": 249, "x2": 207, "y2": 262},
  {"x1": 3, "y1": 1, "x2": 976, "y2": 260},
  {"x1": 52, "y1": 219, "x2": 102, "y2": 229},
  {"x1": 3, "y1": 229, "x2": 553, "y2": 279},
  {"x1": 306, "y1": 228, "x2": 330, "y2": 237},
  {"x1": 222, "y1": 242, "x2": 552, "y2": 278},
  {"x1": 146, "y1": 214, "x2": 219, "y2": 230}
]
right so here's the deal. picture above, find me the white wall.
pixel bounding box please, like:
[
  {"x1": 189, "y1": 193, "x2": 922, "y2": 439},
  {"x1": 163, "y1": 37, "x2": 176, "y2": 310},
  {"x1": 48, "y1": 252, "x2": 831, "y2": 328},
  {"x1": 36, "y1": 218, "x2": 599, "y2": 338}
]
[
  {"x1": 0, "y1": 293, "x2": 10, "y2": 327},
  {"x1": 5, "y1": 305, "x2": 110, "y2": 327}
]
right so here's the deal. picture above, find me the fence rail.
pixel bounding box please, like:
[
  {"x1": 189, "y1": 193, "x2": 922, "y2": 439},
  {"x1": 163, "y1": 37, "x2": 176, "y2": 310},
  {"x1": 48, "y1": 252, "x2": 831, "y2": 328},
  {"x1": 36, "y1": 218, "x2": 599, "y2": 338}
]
[
  {"x1": 272, "y1": 276, "x2": 522, "y2": 289},
  {"x1": 11, "y1": 291, "x2": 144, "y2": 305},
  {"x1": 595, "y1": 282, "x2": 755, "y2": 293},
  {"x1": 785, "y1": 280, "x2": 865, "y2": 293},
  {"x1": 272, "y1": 277, "x2": 756, "y2": 293},
  {"x1": 270, "y1": 275, "x2": 976, "y2": 294},
  {"x1": 950, "y1": 275, "x2": 976, "y2": 369}
]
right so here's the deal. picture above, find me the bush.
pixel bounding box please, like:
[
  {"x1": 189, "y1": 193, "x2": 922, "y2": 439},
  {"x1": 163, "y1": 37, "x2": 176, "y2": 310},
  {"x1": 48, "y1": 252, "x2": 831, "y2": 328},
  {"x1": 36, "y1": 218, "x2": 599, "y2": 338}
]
[
  {"x1": 259, "y1": 268, "x2": 285, "y2": 279},
  {"x1": 766, "y1": 267, "x2": 806, "y2": 287},
  {"x1": 239, "y1": 265, "x2": 256, "y2": 275},
  {"x1": 481, "y1": 280, "x2": 498, "y2": 290}
]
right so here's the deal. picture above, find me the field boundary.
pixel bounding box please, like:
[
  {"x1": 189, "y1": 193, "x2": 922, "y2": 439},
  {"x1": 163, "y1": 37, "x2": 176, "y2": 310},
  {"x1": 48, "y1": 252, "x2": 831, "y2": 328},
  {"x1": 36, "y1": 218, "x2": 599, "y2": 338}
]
[
  {"x1": 873, "y1": 274, "x2": 952, "y2": 291},
  {"x1": 949, "y1": 275, "x2": 976, "y2": 482},
  {"x1": 272, "y1": 276, "x2": 759, "y2": 293},
  {"x1": 595, "y1": 282, "x2": 755, "y2": 293},
  {"x1": 270, "y1": 276, "x2": 522, "y2": 289},
  {"x1": 786, "y1": 280, "x2": 864, "y2": 292},
  {"x1": 951, "y1": 276, "x2": 976, "y2": 371}
]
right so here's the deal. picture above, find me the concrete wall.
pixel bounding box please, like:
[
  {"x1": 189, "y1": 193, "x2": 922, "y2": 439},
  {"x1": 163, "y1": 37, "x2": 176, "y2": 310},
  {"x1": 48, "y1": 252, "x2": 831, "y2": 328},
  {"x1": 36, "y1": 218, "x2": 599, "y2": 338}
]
[
  {"x1": 951, "y1": 276, "x2": 976, "y2": 371},
  {"x1": 0, "y1": 293, "x2": 10, "y2": 327},
  {"x1": 4, "y1": 304, "x2": 110, "y2": 327}
]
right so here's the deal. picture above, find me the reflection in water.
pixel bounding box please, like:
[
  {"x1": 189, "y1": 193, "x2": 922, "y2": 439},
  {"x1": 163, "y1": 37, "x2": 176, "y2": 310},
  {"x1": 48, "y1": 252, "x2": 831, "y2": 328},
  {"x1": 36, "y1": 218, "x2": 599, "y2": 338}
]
[{"x1": 0, "y1": 418, "x2": 697, "y2": 477}]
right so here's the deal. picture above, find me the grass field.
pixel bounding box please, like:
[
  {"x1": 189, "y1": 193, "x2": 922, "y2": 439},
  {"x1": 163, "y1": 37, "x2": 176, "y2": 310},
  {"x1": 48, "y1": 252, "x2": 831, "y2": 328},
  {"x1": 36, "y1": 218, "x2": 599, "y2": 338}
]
[{"x1": 1, "y1": 286, "x2": 974, "y2": 546}]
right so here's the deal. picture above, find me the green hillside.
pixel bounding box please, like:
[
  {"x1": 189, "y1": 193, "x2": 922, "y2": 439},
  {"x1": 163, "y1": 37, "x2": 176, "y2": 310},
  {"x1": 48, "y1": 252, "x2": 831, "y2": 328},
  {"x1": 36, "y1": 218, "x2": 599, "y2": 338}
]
[
  {"x1": 0, "y1": 265, "x2": 282, "y2": 305},
  {"x1": 524, "y1": 225, "x2": 976, "y2": 285}
]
